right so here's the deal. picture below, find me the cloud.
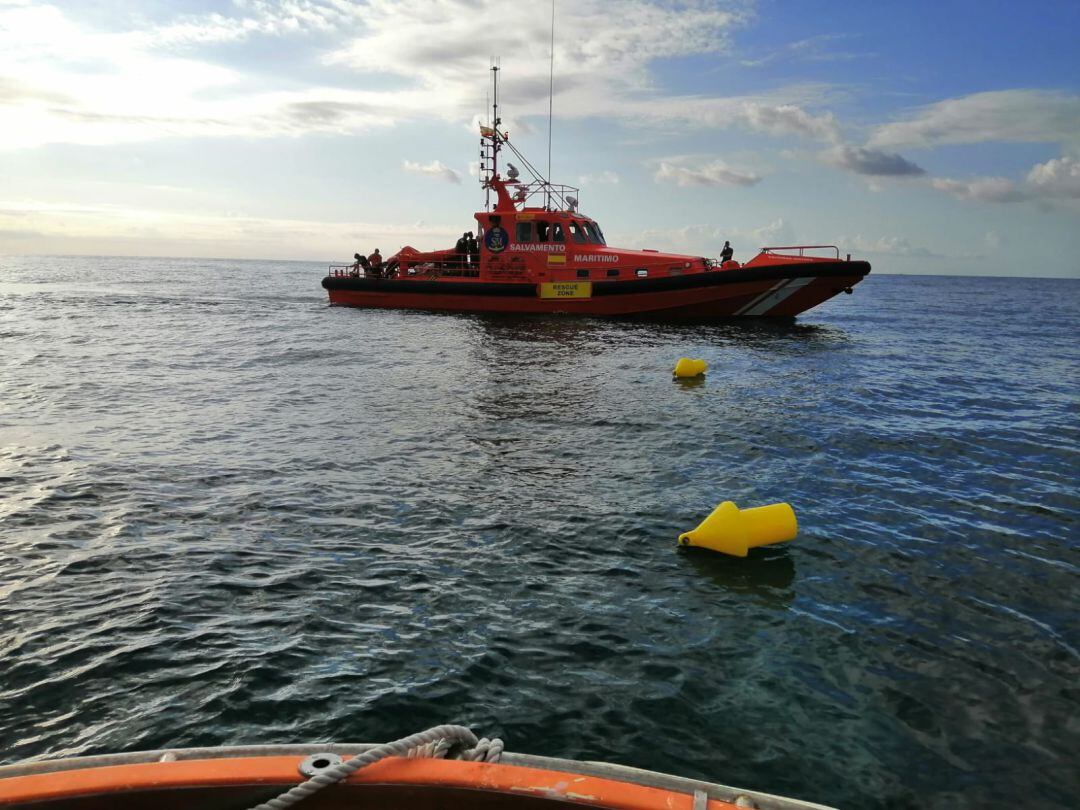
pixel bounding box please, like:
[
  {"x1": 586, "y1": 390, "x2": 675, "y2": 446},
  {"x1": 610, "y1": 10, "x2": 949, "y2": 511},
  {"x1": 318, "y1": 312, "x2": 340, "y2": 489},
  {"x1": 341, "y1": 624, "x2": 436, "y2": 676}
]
[
  {"x1": 619, "y1": 218, "x2": 794, "y2": 255},
  {"x1": 0, "y1": 198, "x2": 463, "y2": 259},
  {"x1": 819, "y1": 144, "x2": 925, "y2": 176},
  {"x1": 928, "y1": 157, "x2": 1080, "y2": 207},
  {"x1": 578, "y1": 170, "x2": 619, "y2": 185},
  {"x1": 654, "y1": 160, "x2": 761, "y2": 188},
  {"x1": 326, "y1": 0, "x2": 743, "y2": 98},
  {"x1": 282, "y1": 100, "x2": 379, "y2": 127},
  {"x1": 403, "y1": 159, "x2": 462, "y2": 183},
  {"x1": 736, "y1": 102, "x2": 842, "y2": 144},
  {"x1": 741, "y1": 33, "x2": 872, "y2": 68},
  {"x1": 0, "y1": 0, "x2": 846, "y2": 159},
  {"x1": 0, "y1": 75, "x2": 71, "y2": 105},
  {"x1": 1026, "y1": 156, "x2": 1080, "y2": 199},
  {"x1": 930, "y1": 176, "x2": 1027, "y2": 204},
  {"x1": 837, "y1": 234, "x2": 982, "y2": 260},
  {"x1": 0, "y1": 0, "x2": 807, "y2": 151},
  {"x1": 869, "y1": 90, "x2": 1080, "y2": 150}
]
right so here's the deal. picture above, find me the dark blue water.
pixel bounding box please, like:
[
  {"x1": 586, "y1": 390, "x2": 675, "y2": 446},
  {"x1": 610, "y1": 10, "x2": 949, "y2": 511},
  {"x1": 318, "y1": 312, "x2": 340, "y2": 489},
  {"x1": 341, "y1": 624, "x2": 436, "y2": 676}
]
[{"x1": 1, "y1": 257, "x2": 1077, "y2": 809}]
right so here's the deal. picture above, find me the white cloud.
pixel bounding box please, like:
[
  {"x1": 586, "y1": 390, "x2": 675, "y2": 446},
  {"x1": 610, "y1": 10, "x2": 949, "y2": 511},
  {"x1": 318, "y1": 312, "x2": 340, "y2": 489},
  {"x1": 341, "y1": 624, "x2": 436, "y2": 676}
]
[
  {"x1": 836, "y1": 234, "x2": 982, "y2": 260},
  {"x1": 0, "y1": 2, "x2": 383, "y2": 148},
  {"x1": 869, "y1": 90, "x2": 1080, "y2": 150},
  {"x1": 1026, "y1": 156, "x2": 1080, "y2": 199},
  {"x1": 741, "y1": 33, "x2": 871, "y2": 68},
  {"x1": 654, "y1": 160, "x2": 761, "y2": 188},
  {"x1": 0, "y1": 0, "x2": 852, "y2": 160},
  {"x1": 618, "y1": 218, "x2": 794, "y2": 255},
  {"x1": 735, "y1": 102, "x2": 842, "y2": 144},
  {"x1": 325, "y1": 0, "x2": 742, "y2": 100},
  {"x1": 840, "y1": 235, "x2": 934, "y2": 257},
  {"x1": 0, "y1": 0, "x2": 852, "y2": 154},
  {"x1": 929, "y1": 157, "x2": 1080, "y2": 207},
  {"x1": 579, "y1": 170, "x2": 620, "y2": 185},
  {"x1": 0, "y1": 197, "x2": 461, "y2": 259},
  {"x1": 931, "y1": 176, "x2": 1026, "y2": 204},
  {"x1": 403, "y1": 159, "x2": 462, "y2": 183}
]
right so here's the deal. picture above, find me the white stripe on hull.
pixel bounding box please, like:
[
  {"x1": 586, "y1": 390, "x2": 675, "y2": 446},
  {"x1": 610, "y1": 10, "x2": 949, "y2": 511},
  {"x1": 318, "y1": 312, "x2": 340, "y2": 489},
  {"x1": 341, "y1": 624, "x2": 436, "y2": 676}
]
[
  {"x1": 733, "y1": 279, "x2": 791, "y2": 316},
  {"x1": 741, "y1": 276, "x2": 816, "y2": 316}
]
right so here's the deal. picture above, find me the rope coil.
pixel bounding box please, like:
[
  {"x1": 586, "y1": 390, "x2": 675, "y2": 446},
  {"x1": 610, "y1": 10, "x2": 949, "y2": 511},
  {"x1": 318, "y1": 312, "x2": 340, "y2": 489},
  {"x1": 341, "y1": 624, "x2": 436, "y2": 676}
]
[{"x1": 246, "y1": 725, "x2": 503, "y2": 810}]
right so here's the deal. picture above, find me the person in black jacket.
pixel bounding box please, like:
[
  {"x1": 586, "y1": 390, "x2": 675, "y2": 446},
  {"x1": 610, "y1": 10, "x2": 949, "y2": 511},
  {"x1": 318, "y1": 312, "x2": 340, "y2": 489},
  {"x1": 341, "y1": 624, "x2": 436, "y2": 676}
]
[
  {"x1": 454, "y1": 232, "x2": 469, "y2": 269},
  {"x1": 720, "y1": 241, "x2": 734, "y2": 264},
  {"x1": 466, "y1": 232, "x2": 479, "y2": 268}
]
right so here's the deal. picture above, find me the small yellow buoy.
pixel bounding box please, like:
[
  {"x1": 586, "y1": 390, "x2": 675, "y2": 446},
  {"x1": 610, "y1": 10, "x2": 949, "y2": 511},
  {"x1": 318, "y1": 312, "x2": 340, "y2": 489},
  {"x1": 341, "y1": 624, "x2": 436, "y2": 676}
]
[
  {"x1": 673, "y1": 357, "x2": 707, "y2": 378},
  {"x1": 678, "y1": 501, "x2": 797, "y2": 557}
]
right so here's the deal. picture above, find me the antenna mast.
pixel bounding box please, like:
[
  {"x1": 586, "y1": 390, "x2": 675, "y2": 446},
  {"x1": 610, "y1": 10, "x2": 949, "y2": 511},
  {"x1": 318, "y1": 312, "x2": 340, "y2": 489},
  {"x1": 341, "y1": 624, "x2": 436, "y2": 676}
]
[
  {"x1": 480, "y1": 60, "x2": 502, "y2": 212},
  {"x1": 547, "y1": 0, "x2": 555, "y2": 211}
]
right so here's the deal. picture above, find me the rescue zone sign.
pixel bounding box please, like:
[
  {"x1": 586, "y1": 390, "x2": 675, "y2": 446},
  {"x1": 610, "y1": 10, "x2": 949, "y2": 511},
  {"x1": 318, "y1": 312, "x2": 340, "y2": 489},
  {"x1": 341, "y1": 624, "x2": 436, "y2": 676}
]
[{"x1": 539, "y1": 281, "x2": 593, "y2": 299}]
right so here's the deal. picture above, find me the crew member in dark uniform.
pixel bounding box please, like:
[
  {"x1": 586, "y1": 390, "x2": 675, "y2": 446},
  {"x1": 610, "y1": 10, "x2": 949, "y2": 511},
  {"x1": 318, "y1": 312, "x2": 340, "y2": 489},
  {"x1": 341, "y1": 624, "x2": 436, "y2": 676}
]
[
  {"x1": 455, "y1": 232, "x2": 469, "y2": 269},
  {"x1": 720, "y1": 241, "x2": 734, "y2": 264},
  {"x1": 466, "y1": 232, "x2": 479, "y2": 268}
]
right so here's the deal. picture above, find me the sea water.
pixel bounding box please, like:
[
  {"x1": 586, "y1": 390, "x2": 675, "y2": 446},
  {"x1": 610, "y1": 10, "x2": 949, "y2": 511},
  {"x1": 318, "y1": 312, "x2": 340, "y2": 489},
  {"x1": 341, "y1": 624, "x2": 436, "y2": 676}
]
[{"x1": 0, "y1": 257, "x2": 1077, "y2": 809}]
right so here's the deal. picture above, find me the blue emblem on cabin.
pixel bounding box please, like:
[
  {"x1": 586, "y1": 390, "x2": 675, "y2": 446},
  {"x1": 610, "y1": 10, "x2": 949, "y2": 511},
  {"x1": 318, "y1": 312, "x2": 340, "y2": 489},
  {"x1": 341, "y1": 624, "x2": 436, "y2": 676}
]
[{"x1": 485, "y1": 224, "x2": 508, "y2": 254}]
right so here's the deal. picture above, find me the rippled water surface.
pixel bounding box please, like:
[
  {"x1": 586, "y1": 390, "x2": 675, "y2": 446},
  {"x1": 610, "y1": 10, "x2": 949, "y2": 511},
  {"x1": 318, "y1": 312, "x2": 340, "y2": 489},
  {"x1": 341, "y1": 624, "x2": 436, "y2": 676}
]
[{"x1": 1, "y1": 257, "x2": 1077, "y2": 809}]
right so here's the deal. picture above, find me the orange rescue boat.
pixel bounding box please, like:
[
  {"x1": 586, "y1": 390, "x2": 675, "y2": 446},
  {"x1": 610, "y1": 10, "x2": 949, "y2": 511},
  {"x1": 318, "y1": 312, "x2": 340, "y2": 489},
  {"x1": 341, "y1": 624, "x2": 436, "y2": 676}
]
[{"x1": 322, "y1": 67, "x2": 869, "y2": 319}]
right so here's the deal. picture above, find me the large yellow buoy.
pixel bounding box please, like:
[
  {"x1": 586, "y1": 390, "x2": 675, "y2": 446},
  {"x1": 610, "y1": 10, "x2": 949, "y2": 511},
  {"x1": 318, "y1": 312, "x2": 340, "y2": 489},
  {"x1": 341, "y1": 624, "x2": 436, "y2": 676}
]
[
  {"x1": 678, "y1": 501, "x2": 797, "y2": 557},
  {"x1": 673, "y1": 357, "x2": 707, "y2": 378}
]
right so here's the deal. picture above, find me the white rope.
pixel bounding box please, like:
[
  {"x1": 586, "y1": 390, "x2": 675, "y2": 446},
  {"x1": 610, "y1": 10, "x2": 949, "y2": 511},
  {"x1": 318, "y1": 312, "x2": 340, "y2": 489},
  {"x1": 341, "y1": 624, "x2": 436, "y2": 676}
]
[{"x1": 245, "y1": 725, "x2": 502, "y2": 810}]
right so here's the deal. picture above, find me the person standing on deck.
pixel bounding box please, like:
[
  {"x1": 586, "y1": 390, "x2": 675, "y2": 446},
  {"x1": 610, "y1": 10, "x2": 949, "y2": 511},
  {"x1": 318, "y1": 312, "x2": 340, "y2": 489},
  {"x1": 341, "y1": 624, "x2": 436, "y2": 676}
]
[
  {"x1": 466, "y1": 232, "x2": 479, "y2": 268},
  {"x1": 367, "y1": 249, "x2": 383, "y2": 278},
  {"x1": 455, "y1": 232, "x2": 469, "y2": 269},
  {"x1": 720, "y1": 241, "x2": 734, "y2": 264}
]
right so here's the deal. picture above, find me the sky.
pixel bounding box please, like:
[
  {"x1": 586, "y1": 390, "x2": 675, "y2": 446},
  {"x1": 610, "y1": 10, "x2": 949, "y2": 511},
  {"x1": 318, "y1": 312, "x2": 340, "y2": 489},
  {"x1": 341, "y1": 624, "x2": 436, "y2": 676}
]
[{"x1": 1, "y1": 0, "x2": 1079, "y2": 276}]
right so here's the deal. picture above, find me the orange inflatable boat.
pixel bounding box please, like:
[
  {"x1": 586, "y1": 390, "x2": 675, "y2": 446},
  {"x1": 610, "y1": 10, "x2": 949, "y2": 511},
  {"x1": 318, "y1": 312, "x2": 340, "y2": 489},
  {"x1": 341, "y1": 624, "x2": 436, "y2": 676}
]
[{"x1": 0, "y1": 725, "x2": 836, "y2": 810}]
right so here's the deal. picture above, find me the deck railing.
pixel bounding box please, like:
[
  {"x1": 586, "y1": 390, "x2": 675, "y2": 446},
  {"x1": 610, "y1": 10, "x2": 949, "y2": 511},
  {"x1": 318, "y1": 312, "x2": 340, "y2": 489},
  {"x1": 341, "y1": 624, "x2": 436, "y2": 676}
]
[
  {"x1": 760, "y1": 245, "x2": 841, "y2": 259},
  {"x1": 328, "y1": 261, "x2": 480, "y2": 279}
]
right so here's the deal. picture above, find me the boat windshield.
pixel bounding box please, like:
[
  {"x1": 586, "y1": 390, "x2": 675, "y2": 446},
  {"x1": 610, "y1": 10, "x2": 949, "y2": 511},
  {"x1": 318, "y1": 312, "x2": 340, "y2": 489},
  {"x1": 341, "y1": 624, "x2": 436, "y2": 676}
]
[
  {"x1": 583, "y1": 221, "x2": 605, "y2": 245},
  {"x1": 567, "y1": 220, "x2": 587, "y2": 244}
]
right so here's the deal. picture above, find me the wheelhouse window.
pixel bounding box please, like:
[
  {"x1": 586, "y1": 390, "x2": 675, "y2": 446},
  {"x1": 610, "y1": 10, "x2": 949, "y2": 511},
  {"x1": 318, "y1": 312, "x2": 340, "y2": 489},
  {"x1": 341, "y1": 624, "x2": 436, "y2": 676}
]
[
  {"x1": 584, "y1": 221, "x2": 605, "y2": 245},
  {"x1": 552, "y1": 222, "x2": 565, "y2": 242},
  {"x1": 516, "y1": 221, "x2": 533, "y2": 242},
  {"x1": 568, "y1": 221, "x2": 587, "y2": 244},
  {"x1": 536, "y1": 221, "x2": 550, "y2": 242}
]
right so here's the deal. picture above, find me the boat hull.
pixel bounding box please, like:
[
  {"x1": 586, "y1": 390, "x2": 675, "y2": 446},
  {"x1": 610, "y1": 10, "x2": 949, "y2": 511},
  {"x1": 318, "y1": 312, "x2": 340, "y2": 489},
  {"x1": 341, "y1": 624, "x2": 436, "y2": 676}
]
[
  {"x1": 0, "y1": 745, "x2": 837, "y2": 809},
  {"x1": 322, "y1": 261, "x2": 870, "y2": 318}
]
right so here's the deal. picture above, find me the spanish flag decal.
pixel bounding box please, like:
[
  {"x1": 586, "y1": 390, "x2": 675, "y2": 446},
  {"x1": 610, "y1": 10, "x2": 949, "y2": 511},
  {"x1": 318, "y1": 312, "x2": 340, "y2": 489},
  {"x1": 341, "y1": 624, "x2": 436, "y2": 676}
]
[{"x1": 547, "y1": 254, "x2": 567, "y2": 264}]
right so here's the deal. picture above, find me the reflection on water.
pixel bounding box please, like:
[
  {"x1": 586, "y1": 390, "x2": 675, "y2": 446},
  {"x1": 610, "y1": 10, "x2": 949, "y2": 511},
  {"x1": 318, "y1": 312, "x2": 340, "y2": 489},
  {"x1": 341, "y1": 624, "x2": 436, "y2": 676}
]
[
  {"x1": 673, "y1": 375, "x2": 706, "y2": 390},
  {"x1": 680, "y1": 546, "x2": 796, "y2": 608}
]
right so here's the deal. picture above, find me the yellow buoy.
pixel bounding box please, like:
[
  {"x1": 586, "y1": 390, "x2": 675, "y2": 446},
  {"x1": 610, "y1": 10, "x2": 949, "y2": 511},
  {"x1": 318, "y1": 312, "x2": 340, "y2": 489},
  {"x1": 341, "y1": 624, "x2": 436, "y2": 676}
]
[
  {"x1": 673, "y1": 357, "x2": 707, "y2": 378},
  {"x1": 678, "y1": 501, "x2": 797, "y2": 557}
]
